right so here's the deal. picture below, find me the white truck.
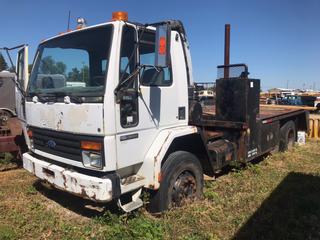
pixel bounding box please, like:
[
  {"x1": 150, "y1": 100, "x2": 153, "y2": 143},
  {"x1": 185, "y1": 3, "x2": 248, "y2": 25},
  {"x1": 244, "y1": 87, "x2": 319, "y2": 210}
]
[{"x1": 20, "y1": 12, "x2": 308, "y2": 213}]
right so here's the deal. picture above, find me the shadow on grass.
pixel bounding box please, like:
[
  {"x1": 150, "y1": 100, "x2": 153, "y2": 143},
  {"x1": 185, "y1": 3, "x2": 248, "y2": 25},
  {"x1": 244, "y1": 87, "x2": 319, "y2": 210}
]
[
  {"x1": 33, "y1": 180, "x2": 121, "y2": 218},
  {"x1": 233, "y1": 172, "x2": 320, "y2": 240}
]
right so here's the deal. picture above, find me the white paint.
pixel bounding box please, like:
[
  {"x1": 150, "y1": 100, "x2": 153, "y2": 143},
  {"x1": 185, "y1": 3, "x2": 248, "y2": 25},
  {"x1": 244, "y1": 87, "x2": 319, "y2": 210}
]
[
  {"x1": 247, "y1": 148, "x2": 258, "y2": 158},
  {"x1": 138, "y1": 126, "x2": 198, "y2": 189},
  {"x1": 25, "y1": 102, "x2": 104, "y2": 135},
  {"x1": 23, "y1": 152, "x2": 113, "y2": 202},
  {"x1": 114, "y1": 25, "x2": 189, "y2": 172},
  {"x1": 297, "y1": 131, "x2": 306, "y2": 145},
  {"x1": 22, "y1": 21, "x2": 197, "y2": 204}
]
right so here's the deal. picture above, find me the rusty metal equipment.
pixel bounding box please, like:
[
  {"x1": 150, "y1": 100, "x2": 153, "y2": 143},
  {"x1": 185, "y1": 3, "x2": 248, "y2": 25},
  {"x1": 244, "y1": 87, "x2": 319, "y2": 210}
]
[{"x1": 0, "y1": 73, "x2": 24, "y2": 156}]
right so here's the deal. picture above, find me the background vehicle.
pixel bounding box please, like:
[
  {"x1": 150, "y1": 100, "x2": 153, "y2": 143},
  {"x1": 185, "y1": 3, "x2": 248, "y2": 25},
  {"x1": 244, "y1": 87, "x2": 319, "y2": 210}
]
[
  {"x1": 21, "y1": 13, "x2": 308, "y2": 213},
  {"x1": 280, "y1": 95, "x2": 316, "y2": 107},
  {"x1": 0, "y1": 71, "x2": 27, "y2": 158}
]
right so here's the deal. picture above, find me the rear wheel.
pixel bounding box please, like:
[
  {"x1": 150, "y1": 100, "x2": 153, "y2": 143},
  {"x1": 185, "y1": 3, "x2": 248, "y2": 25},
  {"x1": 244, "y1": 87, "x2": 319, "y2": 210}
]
[
  {"x1": 279, "y1": 121, "x2": 296, "y2": 152},
  {"x1": 147, "y1": 151, "x2": 203, "y2": 213}
]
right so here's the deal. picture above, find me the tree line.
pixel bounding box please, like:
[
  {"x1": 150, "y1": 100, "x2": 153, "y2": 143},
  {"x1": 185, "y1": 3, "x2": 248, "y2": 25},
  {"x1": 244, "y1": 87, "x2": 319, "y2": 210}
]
[{"x1": 39, "y1": 56, "x2": 89, "y2": 83}]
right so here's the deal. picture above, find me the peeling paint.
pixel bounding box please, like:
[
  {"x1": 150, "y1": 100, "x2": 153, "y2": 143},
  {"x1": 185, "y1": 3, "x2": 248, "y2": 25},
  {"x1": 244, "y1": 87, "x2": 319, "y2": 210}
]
[
  {"x1": 23, "y1": 153, "x2": 113, "y2": 202},
  {"x1": 26, "y1": 102, "x2": 104, "y2": 135}
]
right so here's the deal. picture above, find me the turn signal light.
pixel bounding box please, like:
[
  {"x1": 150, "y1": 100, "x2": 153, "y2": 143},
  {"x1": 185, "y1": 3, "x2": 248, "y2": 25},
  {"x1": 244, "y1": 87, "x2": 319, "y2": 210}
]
[
  {"x1": 112, "y1": 11, "x2": 128, "y2": 21},
  {"x1": 81, "y1": 141, "x2": 102, "y2": 151},
  {"x1": 159, "y1": 37, "x2": 167, "y2": 55}
]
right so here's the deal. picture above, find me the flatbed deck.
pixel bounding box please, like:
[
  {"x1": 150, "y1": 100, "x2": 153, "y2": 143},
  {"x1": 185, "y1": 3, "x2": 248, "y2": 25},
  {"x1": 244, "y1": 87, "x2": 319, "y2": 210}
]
[{"x1": 203, "y1": 104, "x2": 305, "y2": 121}]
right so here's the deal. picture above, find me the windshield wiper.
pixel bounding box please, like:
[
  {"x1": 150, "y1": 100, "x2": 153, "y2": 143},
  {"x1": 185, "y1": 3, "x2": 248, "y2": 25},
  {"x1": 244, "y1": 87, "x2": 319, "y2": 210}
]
[
  {"x1": 51, "y1": 92, "x2": 83, "y2": 103},
  {"x1": 30, "y1": 92, "x2": 56, "y2": 102},
  {"x1": 30, "y1": 92, "x2": 83, "y2": 104},
  {"x1": 67, "y1": 95, "x2": 83, "y2": 103}
]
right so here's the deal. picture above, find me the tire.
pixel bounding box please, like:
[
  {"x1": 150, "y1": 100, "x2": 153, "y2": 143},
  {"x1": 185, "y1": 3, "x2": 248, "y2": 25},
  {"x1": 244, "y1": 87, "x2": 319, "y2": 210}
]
[
  {"x1": 147, "y1": 151, "x2": 203, "y2": 213},
  {"x1": 279, "y1": 120, "x2": 296, "y2": 152}
]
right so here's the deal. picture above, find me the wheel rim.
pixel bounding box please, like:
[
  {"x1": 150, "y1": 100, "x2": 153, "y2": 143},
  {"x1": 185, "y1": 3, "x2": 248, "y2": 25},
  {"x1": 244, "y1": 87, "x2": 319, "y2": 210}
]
[{"x1": 171, "y1": 171, "x2": 197, "y2": 207}]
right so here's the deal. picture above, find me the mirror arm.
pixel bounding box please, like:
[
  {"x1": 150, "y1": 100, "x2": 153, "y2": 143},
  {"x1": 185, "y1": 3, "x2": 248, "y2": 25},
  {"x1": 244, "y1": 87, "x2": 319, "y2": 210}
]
[
  {"x1": 0, "y1": 45, "x2": 27, "y2": 98},
  {"x1": 114, "y1": 65, "x2": 143, "y2": 103}
]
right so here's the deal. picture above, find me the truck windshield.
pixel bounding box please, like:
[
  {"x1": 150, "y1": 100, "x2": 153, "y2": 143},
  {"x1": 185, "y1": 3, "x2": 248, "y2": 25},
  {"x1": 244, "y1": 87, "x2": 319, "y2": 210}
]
[{"x1": 28, "y1": 25, "x2": 113, "y2": 97}]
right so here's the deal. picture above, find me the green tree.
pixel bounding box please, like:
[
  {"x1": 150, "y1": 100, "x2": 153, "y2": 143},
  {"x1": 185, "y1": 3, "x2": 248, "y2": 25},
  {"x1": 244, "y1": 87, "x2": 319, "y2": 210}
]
[
  {"x1": 39, "y1": 56, "x2": 66, "y2": 75},
  {"x1": 67, "y1": 68, "x2": 81, "y2": 82},
  {"x1": 0, "y1": 53, "x2": 8, "y2": 71},
  {"x1": 40, "y1": 56, "x2": 56, "y2": 74},
  {"x1": 80, "y1": 65, "x2": 89, "y2": 84},
  {"x1": 55, "y1": 62, "x2": 66, "y2": 74}
]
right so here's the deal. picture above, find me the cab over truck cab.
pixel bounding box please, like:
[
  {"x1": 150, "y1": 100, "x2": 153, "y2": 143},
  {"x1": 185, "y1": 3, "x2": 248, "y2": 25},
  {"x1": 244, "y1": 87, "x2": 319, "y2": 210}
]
[{"x1": 22, "y1": 13, "x2": 308, "y2": 213}]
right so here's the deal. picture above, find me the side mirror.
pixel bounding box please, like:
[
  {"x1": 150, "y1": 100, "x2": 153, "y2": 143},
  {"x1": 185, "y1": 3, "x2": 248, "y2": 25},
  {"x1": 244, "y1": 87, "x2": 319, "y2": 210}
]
[{"x1": 155, "y1": 24, "x2": 171, "y2": 68}]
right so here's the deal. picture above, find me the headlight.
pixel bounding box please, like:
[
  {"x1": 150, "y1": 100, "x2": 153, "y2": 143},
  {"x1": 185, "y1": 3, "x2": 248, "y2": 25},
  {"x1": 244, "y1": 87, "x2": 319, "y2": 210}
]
[{"x1": 82, "y1": 151, "x2": 102, "y2": 169}]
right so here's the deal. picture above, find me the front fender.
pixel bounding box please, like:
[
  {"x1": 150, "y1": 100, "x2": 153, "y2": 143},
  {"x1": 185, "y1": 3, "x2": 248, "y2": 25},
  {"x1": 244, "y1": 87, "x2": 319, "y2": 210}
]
[{"x1": 139, "y1": 125, "x2": 198, "y2": 189}]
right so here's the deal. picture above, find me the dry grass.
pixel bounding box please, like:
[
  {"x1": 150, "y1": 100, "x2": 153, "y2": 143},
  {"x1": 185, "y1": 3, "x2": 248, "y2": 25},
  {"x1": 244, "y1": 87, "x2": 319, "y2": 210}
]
[
  {"x1": 0, "y1": 153, "x2": 18, "y2": 172},
  {"x1": 0, "y1": 140, "x2": 319, "y2": 239}
]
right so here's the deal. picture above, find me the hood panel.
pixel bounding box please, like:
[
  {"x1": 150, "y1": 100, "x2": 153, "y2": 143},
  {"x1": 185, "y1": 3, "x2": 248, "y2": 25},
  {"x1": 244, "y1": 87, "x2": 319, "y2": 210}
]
[{"x1": 26, "y1": 102, "x2": 104, "y2": 135}]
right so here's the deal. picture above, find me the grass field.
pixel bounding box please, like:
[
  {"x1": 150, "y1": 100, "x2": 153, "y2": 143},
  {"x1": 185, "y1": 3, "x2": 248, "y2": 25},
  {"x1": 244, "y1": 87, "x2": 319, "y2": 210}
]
[{"x1": 0, "y1": 140, "x2": 319, "y2": 240}]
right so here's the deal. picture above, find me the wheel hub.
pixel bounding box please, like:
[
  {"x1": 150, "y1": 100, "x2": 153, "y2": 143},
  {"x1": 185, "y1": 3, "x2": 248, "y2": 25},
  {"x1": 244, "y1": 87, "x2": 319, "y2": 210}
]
[{"x1": 171, "y1": 171, "x2": 196, "y2": 206}]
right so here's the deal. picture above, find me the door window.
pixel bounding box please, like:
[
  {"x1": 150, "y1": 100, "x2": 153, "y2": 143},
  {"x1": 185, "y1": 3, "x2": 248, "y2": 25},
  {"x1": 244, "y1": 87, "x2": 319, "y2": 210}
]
[
  {"x1": 119, "y1": 25, "x2": 139, "y2": 128},
  {"x1": 139, "y1": 30, "x2": 172, "y2": 86}
]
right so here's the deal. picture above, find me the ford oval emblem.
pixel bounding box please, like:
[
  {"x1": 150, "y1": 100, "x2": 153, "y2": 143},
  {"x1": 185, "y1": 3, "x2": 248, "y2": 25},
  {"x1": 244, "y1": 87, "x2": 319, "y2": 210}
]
[{"x1": 47, "y1": 140, "x2": 56, "y2": 149}]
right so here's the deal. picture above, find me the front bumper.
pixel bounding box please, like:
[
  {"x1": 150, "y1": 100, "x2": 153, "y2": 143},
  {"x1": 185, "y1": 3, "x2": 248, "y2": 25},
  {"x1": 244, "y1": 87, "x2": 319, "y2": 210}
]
[{"x1": 23, "y1": 152, "x2": 118, "y2": 202}]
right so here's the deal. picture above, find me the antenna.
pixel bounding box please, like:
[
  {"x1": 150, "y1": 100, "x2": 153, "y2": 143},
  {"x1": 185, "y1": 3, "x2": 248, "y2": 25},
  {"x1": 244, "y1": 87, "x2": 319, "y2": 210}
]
[{"x1": 67, "y1": 10, "x2": 71, "y2": 31}]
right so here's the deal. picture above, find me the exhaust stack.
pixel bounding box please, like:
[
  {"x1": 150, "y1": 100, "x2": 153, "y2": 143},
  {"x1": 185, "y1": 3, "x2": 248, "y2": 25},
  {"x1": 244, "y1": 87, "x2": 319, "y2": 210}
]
[{"x1": 224, "y1": 24, "x2": 230, "y2": 78}]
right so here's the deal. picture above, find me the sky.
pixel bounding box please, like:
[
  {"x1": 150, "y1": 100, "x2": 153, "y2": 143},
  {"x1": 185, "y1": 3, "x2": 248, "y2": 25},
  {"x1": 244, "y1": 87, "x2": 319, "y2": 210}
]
[{"x1": 0, "y1": 0, "x2": 319, "y2": 90}]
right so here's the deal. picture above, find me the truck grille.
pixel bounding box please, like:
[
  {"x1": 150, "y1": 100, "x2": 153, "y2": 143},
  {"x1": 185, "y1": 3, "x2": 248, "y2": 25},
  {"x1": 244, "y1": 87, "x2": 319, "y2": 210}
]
[{"x1": 30, "y1": 126, "x2": 104, "y2": 163}]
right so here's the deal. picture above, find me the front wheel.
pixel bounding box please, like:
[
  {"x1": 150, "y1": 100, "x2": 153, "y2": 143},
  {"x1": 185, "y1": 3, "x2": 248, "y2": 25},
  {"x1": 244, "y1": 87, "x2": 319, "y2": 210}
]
[{"x1": 147, "y1": 151, "x2": 203, "y2": 213}]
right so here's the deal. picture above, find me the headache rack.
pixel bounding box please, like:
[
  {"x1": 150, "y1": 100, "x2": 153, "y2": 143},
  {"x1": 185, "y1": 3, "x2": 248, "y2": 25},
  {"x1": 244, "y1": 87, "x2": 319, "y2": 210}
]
[{"x1": 217, "y1": 64, "x2": 249, "y2": 79}]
